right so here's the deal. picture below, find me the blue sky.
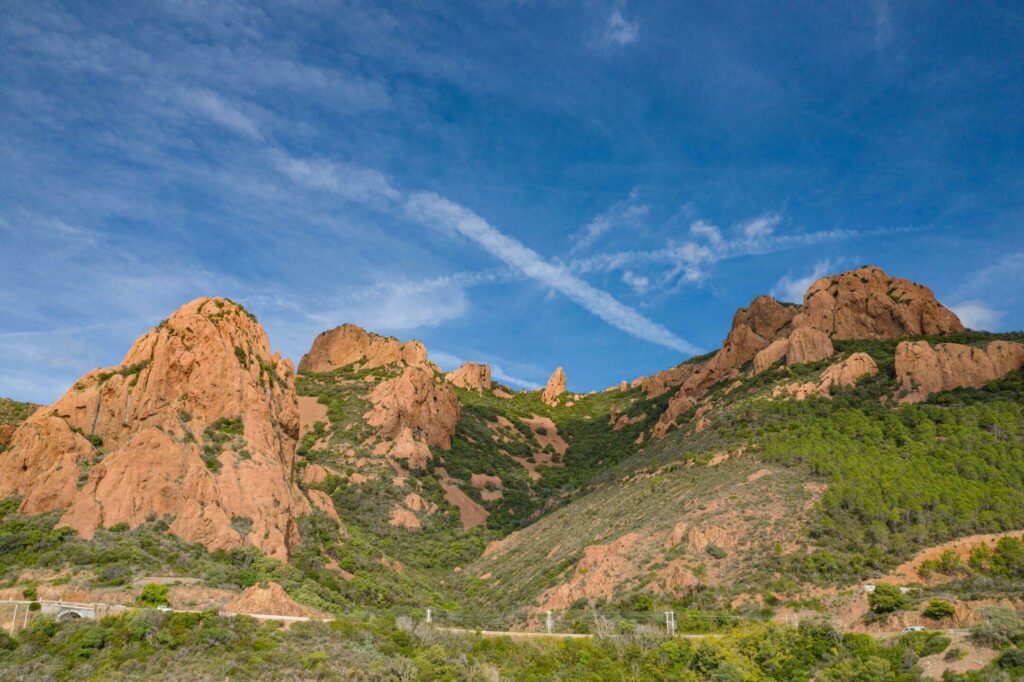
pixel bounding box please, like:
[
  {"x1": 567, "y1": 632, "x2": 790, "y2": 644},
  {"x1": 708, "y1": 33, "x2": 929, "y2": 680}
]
[{"x1": 1, "y1": 1, "x2": 1022, "y2": 403}]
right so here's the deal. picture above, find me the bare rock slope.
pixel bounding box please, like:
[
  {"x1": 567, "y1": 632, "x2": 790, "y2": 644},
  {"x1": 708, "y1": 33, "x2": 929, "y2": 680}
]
[{"x1": 0, "y1": 298, "x2": 309, "y2": 560}]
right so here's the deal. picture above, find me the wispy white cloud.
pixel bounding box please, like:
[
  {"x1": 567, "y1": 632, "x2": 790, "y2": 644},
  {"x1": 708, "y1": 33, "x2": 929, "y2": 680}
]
[
  {"x1": 771, "y1": 259, "x2": 835, "y2": 303},
  {"x1": 740, "y1": 213, "x2": 780, "y2": 240},
  {"x1": 405, "y1": 192, "x2": 700, "y2": 354},
  {"x1": 601, "y1": 3, "x2": 640, "y2": 47},
  {"x1": 271, "y1": 152, "x2": 402, "y2": 207},
  {"x1": 570, "y1": 223, "x2": 926, "y2": 293},
  {"x1": 955, "y1": 252, "x2": 1024, "y2": 299},
  {"x1": 180, "y1": 88, "x2": 262, "y2": 140},
  {"x1": 248, "y1": 278, "x2": 469, "y2": 334},
  {"x1": 951, "y1": 300, "x2": 1003, "y2": 331},
  {"x1": 621, "y1": 270, "x2": 649, "y2": 294},
  {"x1": 949, "y1": 251, "x2": 1024, "y2": 331},
  {"x1": 689, "y1": 220, "x2": 723, "y2": 248},
  {"x1": 492, "y1": 365, "x2": 540, "y2": 390},
  {"x1": 571, "y1": 193, "x2": 648, "y2": 252}
]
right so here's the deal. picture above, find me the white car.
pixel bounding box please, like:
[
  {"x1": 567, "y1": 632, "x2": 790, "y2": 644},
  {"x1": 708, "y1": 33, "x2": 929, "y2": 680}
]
[
  {"x1": 904, "y1": 626, "x2": 926, "y2": 632},
  {"x1": 156, "y1": 605, "x2": 171, "y2": 612}
]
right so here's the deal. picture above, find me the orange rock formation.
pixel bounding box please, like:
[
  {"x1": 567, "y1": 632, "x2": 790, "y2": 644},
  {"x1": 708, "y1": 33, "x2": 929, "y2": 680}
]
[
  {"x1": 895, "y1": 340, "x2": 1024, "y2": 403},
  {"x1": 0, "y1": 298, "x2": 309, "y2": 561}
]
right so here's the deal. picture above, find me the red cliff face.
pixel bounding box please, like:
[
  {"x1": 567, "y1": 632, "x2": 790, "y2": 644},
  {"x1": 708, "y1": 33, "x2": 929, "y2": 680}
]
[
  {"x1": 895, "y1": 340, "x2": 1024, "y2": 403},
  {"x1": 0, "y1": 298, "x2": 309, "y2": 561}
]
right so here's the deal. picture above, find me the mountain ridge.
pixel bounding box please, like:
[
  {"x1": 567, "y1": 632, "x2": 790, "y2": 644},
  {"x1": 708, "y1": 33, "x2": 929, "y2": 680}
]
[{"x1": 1, "y1": 265, "x2": 1023, "y2": 657}]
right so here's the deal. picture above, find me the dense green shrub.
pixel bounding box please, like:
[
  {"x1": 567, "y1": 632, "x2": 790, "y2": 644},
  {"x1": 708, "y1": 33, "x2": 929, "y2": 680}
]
[
  {"x1": 998, "y1": 647, "x2": 1024, "y2": 669},
  {"x1": 0, "y1": 611, "x2": 972, "y2": 681},
  {"x1": 138, "y1": 583, "x2": 170, "y2": 607},
  {"x1": 868, "y1": 584, "x2": 909, "y2": 614},
  {"x1": 923, "y1": 599, "x2": 956, "y2": 620}
]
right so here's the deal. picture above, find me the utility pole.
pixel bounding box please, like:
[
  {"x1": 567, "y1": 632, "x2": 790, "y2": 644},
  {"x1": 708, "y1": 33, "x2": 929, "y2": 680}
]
[
  {"x1": 9, "y1": 604, "x2": 18, "y2": 636},
  {"x1": 665, "y1": 611, "x2": 676, "y2": 637},
  {"x1": 426, "y1": 608, "x2": 432, "y2": 624}
]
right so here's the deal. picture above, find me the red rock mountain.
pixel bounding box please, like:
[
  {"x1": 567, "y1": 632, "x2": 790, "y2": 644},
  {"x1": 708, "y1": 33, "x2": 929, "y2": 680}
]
[
  {"x1": 0, "y1": 298, "x2": 309, "y2": 560},
  {"x1": 652, "y1": 266, "x2": 965, "y2": 436}
]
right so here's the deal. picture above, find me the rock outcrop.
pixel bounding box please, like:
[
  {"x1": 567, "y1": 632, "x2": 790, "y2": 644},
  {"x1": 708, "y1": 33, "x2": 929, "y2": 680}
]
[
  {"x1": 630, "y1": 363, "x2": 699, "y2": 399},
  {"x1": 445, "y1": 362, "x2": 492, "y2": 391},
  {"x1": 772, "y1": 352, "x2": 879, "y2": 400},
  {"x1": 752, "y1": 339, "x2": 789, "y2": 374},
  {"x1": 364, "y1": 365, "x2": 460, "y2": 468},
  {"x1": 541, "y1": 367, "x2": 566, "y2": 406},
  {"x1": 792, "y1": 266, "x2": 963, "y2": 339},
  {"x1": 298, "y1": 324, "x2": 428, "y2": 373},
  {"x1": 895, "y1": 340, "x2": 1024, "y2": 403},
  {"x1": 222, "y1": 582, "x2": 325, "y2": 618},
  {"x1": 652, "y1": 392, "x2": 695, "y2": 439},
  {"x1": 785, "y1": 327, "x2": 834, "y2": 366},
  {"x1": 0, "y1": 298, "x2": 309, "y2": 561}
]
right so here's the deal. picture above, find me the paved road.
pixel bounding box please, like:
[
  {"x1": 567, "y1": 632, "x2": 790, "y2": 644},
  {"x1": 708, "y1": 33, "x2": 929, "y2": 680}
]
[{"x1": 435, "y1": 625, "x2": 971, "y2": 641}]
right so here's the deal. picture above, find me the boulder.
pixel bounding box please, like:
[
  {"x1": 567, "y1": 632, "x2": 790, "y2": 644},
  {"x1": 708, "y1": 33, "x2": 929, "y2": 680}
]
[
  {"x1": 298, "y1": 324, "x2": 428, "y2": 373},
  {"x1": 895, "y1": 340, "x2": 1024, "y2": 403},
  {"x1": 785, "y1": 327, "x2": 834, "y2": 365},
  {"x1": 446, "y1": 362, "x2": 492, "y2": 391},
  {"x1": 0, "y1": 298, "x2": 308, "y2": 561},
  {"x1": 541, "y1": 367, "x2": 566, "y2": 406},
  {"x1": 820, "y1": 352, "x2": 878, "y2": 388}
]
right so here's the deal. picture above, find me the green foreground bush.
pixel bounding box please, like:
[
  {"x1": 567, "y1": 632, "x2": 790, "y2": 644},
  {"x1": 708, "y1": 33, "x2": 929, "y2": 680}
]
[{"x1": 0, "y1": 612, "x2": 1006, "y2": 681}]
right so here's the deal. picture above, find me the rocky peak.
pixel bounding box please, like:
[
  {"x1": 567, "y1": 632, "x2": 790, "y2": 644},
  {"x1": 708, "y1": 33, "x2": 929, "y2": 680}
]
[
  {"x1": 792, "y1": 265, "x2": 964, "y2": 339},
  {"x1": 541, "y1": 367, "x2": 567, "y2": 406},
  {"x1": 653, "y1": 266, "x2": 964, "y2": 438},
  {"x1": 732, "y1": 295, "x2": 796, "y2": 340},
  {"x1": 298, "y1": 324, "x2": 428, "y2": 373},
  {"x1": 446, "y1": 362, "x2": 492, "y2": 391},
  {"x1": 0, "y1": 297, "x2": 309, "y2": 561}
]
